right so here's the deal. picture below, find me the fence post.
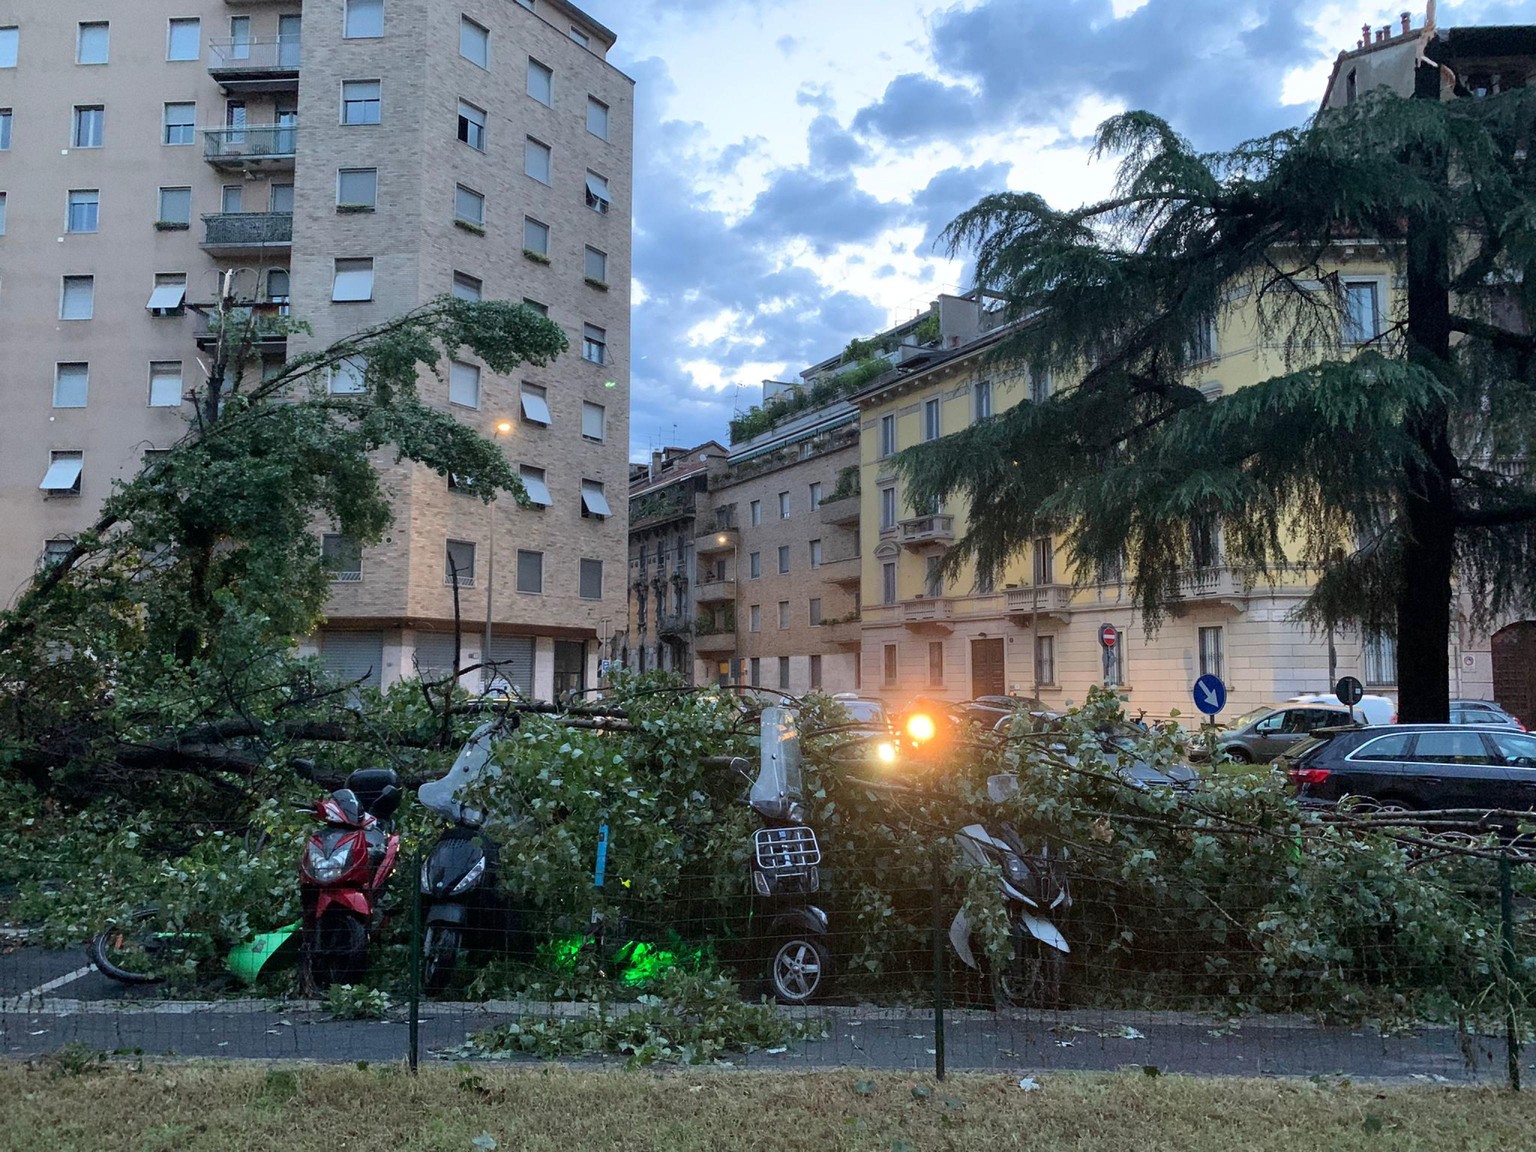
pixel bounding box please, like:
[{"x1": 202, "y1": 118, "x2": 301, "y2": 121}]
[
  {"x1": 408, "y1": 854, "x2": 421, "y2": 1074},
  {"x1": 931, "y1": 864, "x2": 946, "y2": 1081},
  {"x1": 1500, "y1": 853, "x2": 1520, "y2": 1092}
]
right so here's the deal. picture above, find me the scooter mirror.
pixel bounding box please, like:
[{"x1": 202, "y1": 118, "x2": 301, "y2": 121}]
[
  {"x1": 986, "y1": 773, "x2": 1020, "y2": 803},
  {"x1": 729, "y1": 756, "x2": 753, "y2": 782}
]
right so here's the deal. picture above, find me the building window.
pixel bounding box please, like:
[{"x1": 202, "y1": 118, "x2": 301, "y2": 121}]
[
  {"x1": 331, "y1": 258, "x2": 374, "y2": 302},
  {"x1": 809, "y1": 539, "x2": 822, "y2": 569},
  {"x1": 527, "y1": 58, "x2": 552, "y2": 105},
  {"x1": 581, "y1": 401, "x2": 605, "y2": 442},
  {"x1": 72, "y1": 105, "x2": 103, "y2": 148},
  {"x1": 580, "y1": 480, "x2": 611, "y2": 519},
  {"x1": 452, "y1": 271, "x2": 482, "y2": 301},
  {"x1": 1035, "y1": 635, "x2": 1056, "y2": 686},
  {"x1": 158, "y1": 186, "x2": 191, "y2": 226},
  {"x1": 585, "y1": 171, "x2": 610, "y2": 213},
  {"x1": 167, "y1": 18, "x2": 200, "y2": 61},
  {"x1": 337, "y1": 167, "x2": 377, "y2": 209},
  {"x1": 0, "y1": 192, "x2": 6, "y2": 234},
  {"x1": 1345, "y1": 68, "x2": 1358, "y2": 104},
  {"x1": 40, "y1": 451, "x2": 84, "y2": 496},
  {"x1": 928, "y1": 641, "x2": 944, "y2": 686},
  {"x1": 1104, "y1": 636, "x2": 1125, "y2": 687},
  {"x1": 42, "y1": 538, "x2": 74, "y2": 569},
  {"x1": 523, "y1": 297, "x2": 548, "y2": 316},
  {"x1": 883, "y1": 643, "x2": 898, "y2": 686},
  {"x1": 749, "y1": 551, "x2": 761, "y2": 578},
  {"x1": 974, "y1": 379, "x2": 992, "y2": 420},
  {"x1": 520, "y1": 382, "x2": 551, "y2": 426},
  {"x1": 77, "y1": 22, "x2": 109, "y2": 65},
  {"x1": 1187, "y1": 314, "x2": 1218, "y2": 364},
  {"x1": 777, "y1": 491, "x2": 790, "y2": 519},
  {"x1": 341, "y1": 81, "x2": 381, "y2": 125},
  {"x1": 149, "y1": 361, "x2": 184, "y2": 407},
  {"x1": 1343, "y1": 281, "x2": 1381, "y2": 345},
  {"x1": 343, "y1": 0, "x2": 384, "y2": 39},
  {"x1": 808, "y1": 482, "x2": 822, "y2": 511},
  {"x1": 1031, "y1": 369, "x2": 1052, "y2": 404},
  {"x1": 879, "y1": 485, "x2": 897, "y2": 530},
  {"x1": 65, "y1": 189, "x2": 99, "y2": 235},
  {"x1": 516, "y1": 549, "x2": 544, "y2": 594},
  {"x1": 449, "y1": 360, "x2": 480, "y2": 408},
  {"x1": 54, "y1": 363, "x2": 89, "y2": 408},
  {"x1": 1033, "y1": 537, "x2": 1053, "y2": 585},
  {"x1": 882, "y1": 561, "x2": 897, "y2": 605},
  {"x1": 749, "y1": 499, "x2": 762, "y2": 526},
  {"x1": 923, "y1": 397, "x2": 941, "y2": 441},
  {"x1": 749, "y1": 657, "x2": 761, "y2": 686},
  {"x1": 809, "y1": 654, "x2": 822, "y2": 690},
  {"x1": 523, "y1": 216, "x2": 550, "y2": 257},
  {"x1": 1198, "y1": 626, "x2": 1224, "y2": 681},
  {"x1": 322, "y1": 534, "x2": 363, "y2": 581},
  {"x1": 809, "y1": 597, "x2": 822, "y2": 626},
  {"x1": 519, "y1": 465, "x2": 552, "y2": 506},
  {"x1": 586, "y1": 96, "x2": 609, "y2": 140},
  {"x1": 328, "y1": 356, "x2": 367, "y2": 395},
  {"x1": 1190, "y1": 517, "x2": 1220, "y2": 569},
  {"x1": 459, "y1": 16, "x2": 489, "y2": 67},
  {"x1": 457, "y1": 101, "x2": 486, "y2": 151},
  {"x1": 749, "y1": 605, "x2": 761, "y2": 633},
  {"x1": 147, "y1": 272, "x2": 187, "y2": 314},
  {"x1": 445, "y1": 539, "x2": 476, "y2": 586},
  {"x1": 0, "y1": 28, "x2": 16, "y2": 68},
  {"x1": 228, "y1": 16, "x2": 251, "y2": 59},
  {"x1": 0, "y1": 109, "x2": 10, "y2": 149},
  {"x1": 778, "y1": 656, "x2": 790, "y2": 691},
  {"x1": 582, "y1": 324, "x2": 607, "y2": 364},
  {"x1": 1364, "y1": 630, "x2": 1397, "y2": 686},
  {"x1": 221, "y1": 184, "x2": 243, "y2": 214},
  {"x1": 60, "y1": 276, "x2": 94, "y2": 320},
  {"x1": 163, "y1": 103, "x2": 195, "y2": 145},
  {"x1": 584, "y1": 246, "x2": 607, "y2": 284},
  {"x1": 777, "y1": 545, "x2": 790, "y2": 574},
  {"x1": 455, "y1": 184, "x2": 485, "y2": 228},
  {"x1": 525, "y1": 137, "x2": 552, "y2": 183},
  {"x1": 878, "y1": 414, "x2": 896, "y2": 458},
  {"x1": 925, "y1": 555, "x2": 943, "y2": 598},
  {"x1": 777, "y1": 601, "x2": 790, "y2": 630}
]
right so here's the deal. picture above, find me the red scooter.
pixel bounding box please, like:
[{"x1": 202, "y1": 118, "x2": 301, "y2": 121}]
[{"x1": 299, "y1": 768, "x2": 401, "y2": 991}]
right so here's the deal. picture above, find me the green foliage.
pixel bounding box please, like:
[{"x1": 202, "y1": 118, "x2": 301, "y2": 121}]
[
  {"x1": 728, "y1": 358, "x2": 889, "y2": 444},
  {"x1": 829, "y1": 464, "x2": 860, "y2": 501},
  {"x1": 325, "y1": 985, "x2": 394, "y2": 1020}
]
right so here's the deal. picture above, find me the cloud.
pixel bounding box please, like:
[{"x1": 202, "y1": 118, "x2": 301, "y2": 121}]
[
  {"x1": 739, "y1": 168, "x2": 906, "y2": 256},
  {"x1": 908, "y1": 161, "x2": 1013, "y2": 252},
  {"x1": 851, "y1": 73, "x2": 979, "y2": 142},
  {"x1": 806, "y1": 114, "x2": 870, "y2": 170}
]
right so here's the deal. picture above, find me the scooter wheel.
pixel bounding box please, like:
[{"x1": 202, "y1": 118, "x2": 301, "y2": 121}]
[
  {"x1": 990, "y1": 936, "x2": 1066, "y2": 1011},
  {"x1": 87, "y1": 908, "x2": 172, "y2": 985},
  {"x1": 306, "y1": 911, "x2": 368, "y2": 990},
  {"x1": 765, "y1": 935, "x2": 830, "y2": 1005},
  {"x1": 422, "y1": 926, "x2": 461, "y2": 995}
]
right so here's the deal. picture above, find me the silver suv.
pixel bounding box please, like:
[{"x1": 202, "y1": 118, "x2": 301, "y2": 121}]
[{"x1": 1212, "y1": 703, "x2": 1360, "y2": 764}]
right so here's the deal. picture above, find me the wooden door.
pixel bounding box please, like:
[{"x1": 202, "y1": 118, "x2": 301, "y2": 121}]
[
  {"x1": 1493, "y1": 622, "x2": 1536, "y2": 727},
  {"x1": 971, "y1": 638, "x2": 1005, "y2": 699}
]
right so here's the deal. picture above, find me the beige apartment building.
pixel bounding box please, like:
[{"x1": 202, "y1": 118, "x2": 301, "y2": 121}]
[
  {"x1": 690, "y1": 399, "x2": 862, "y2": 694},
  {"x1": 0, "y1": 0, "x2": 633, "y2": 702}
]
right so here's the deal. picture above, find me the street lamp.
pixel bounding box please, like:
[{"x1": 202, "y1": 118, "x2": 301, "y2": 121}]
[{"x1": 484, "y1": 420, "x2": 513, "y2": 690}]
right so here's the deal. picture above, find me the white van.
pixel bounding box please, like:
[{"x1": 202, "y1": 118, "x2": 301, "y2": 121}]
[{"x1": 1283, "y1": 693, "x2": 1396, "y2": 726}]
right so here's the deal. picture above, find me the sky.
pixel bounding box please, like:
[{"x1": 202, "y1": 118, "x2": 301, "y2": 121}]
[{"x1": 572, "y1": 0, "x2": 1536, "y2": 462}]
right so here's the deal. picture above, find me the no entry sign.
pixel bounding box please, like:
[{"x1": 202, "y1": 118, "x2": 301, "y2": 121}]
[{"x1": 1099, "y1": 623, "x2": 1119, "y2": 649}]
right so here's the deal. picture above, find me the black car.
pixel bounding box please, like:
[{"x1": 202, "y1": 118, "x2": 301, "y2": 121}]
[{"x1": 1281, "y1": 724, "x2": 1536, "y2": 811}]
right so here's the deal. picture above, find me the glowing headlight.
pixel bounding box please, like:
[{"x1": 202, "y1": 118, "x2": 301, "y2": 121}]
[
  {"x1": 876, "y1": 741, "x2": 897, "y2": 764},
  {"x1": 907, "y1": 713, "x2": 936, "y2": 743},
  {"x1": 449, "y1": 856, "x2": 486, "y2": 895},
  {"x1": 1002, "y1": 853, "x2": 1029, "y2": 886},
  {"x1": 305, "y1": 841, "x2": 352, "y2": 884}
]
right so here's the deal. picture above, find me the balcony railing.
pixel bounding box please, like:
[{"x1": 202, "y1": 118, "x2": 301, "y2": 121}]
[
  {"x1": 693, "y1": 578, "x2": 736, "y2": 605},
  {"x1": 820, "y1": 555, "x2": 861, "y2": 586},
  {"x1": 818, "y1": 494, "x2": 859, "y2": 525},
  {"x1": 694, "y1": 528, "x2": 738, "y2": 555},
  {"x1": 201, "y1": 212, "x2": 292, "y2": 251},
  {"x1": 1005, "y1": 584, "x2": 1073, "y2": 618},
  {"x1": 900, "y1": 597, "x2": 954, "y2": 630},
  {"x1": 656, "y1": 612, "x2": 692, "y2": 637},
  {"x1": 193, "y1": 303, "x2": 289, "y2": 350},
  {"x1": 1178, "y1": 566, "x2": 1247, "y2": 601},
  {"x1": 203, "y1": 124, "x2": 298, "y2": 169},
  {"x1": 207, "y1": 37, "x2": 301, "y2": 88},
  {"x1": 898, "y1": 514, "x2": 955, "y2": 548},
  {"x1": 694, "y1": 630, "x2": 735, "y2": 654},
  {"x1": 820, "y1": 619, "x2": 861, "y2": 647}
]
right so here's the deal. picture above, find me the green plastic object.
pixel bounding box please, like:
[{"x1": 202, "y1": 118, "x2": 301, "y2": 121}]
[{"x1": 226, "y1": 922, "x2": 301, "y2": 985}]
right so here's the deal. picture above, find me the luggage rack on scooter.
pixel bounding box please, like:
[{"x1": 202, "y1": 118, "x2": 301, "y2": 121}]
[{"x1": 754, "y1": 826, "x2": 821, "y2": 874}]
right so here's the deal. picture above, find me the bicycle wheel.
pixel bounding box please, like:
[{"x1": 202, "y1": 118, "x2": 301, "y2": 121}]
[{"x1": 87, "y1": 907, "x2": 187, "y2": 985}]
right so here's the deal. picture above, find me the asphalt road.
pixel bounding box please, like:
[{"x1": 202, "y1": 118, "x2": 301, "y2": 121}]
[{"x1": 0, "y1": 944, "x2": 1513, "y2": 1081}]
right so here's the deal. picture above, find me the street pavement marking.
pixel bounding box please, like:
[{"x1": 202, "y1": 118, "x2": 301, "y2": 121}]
[{"x1": 1, "y1": 965, "x2": 96, "y2": 1012}]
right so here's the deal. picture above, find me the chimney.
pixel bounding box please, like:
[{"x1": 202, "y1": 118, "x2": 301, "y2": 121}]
[
  {"x1": 1400, "y1": 11, "x2": 1411, "y2": 34},
  {"x1": 650, "y1": 449, "x2": 662, "y2": 480},
  {"x1": 1375, "y1": 27, "x2": 1386, "y2": 42},
  {"x1": 1362, "y1": 23, "x2": 1372, "y2": 46}
]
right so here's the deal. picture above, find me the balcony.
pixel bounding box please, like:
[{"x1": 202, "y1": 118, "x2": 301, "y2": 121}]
[
  {"x1": 1005, "y1": 584, "x2": 1074, "y2": 624},
  {"x1": 694, "y1": 629, "x2": 735, "y2": 656},
  {"x1": 657, "y1": 612, "x2": 692, "y2": 638},
  {"x1": 818, "y1": 494, "x2": 859, "y2": 526},
  {"x1": 900, "y1": 597, "x2": 954, "y2": 633},
  {"x1": 694, "y1": 527, "x2": 738, "y2": 556},
  {"x1": 898, "y1": 513, "x2": 955, "y2": 551},
  {"x1": 819, "y1": 555, "x2": 861, "y2": 588},
  {"x1": 192, "y1": 302, "x2": 289, "y2": 352},
  {"x1": 207, "y1": 37, "x2": 301, "y2": 93},
  {"x1": 204, "y1": 125, "x2": 298, "y2": 171},
  {"x1": 1177, "y1": 566, "x2": 1249, "y2": 612},
  {"x1": 693, "y1": 578, "x2": 736, "y2": 606},
  {"x1": 819, "y1": 620, "x2": 862, "y2": 648},
  {"x1": 200, "y1": 212, "x2": 292, "y2": 255}
]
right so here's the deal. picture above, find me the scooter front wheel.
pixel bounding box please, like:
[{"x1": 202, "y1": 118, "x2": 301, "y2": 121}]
[
  {"x1": 87, "y1": 907, "x2": 195, "y2": 985},
  {"x1": 765, "y1": 935, "x2": 830, "y2": 1005},
  {"x1": 303, "y1": 910, "x2": 368, "y2": 991},
  {"x1": 422, "y1": 926, "x2": 461, "y2": 995},
  {"x1": 990, "y1": 935, "x2": 1066, "y2": 1011}
]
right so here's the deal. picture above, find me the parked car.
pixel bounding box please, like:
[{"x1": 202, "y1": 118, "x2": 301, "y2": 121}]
[
  {"x1": 1204, "y1": 694, "x2": 1394, "y2": 764},
  {"x1": 1005, "y1": 718, "x2": 1198, "y2": 793},
  {"x1": 1449, "y1": 699, "x2": 1526, "y2": 730},
  {"x1": 1281, "y1": 723, "x2": 1536, "y2": 812},
  {"x1": 828, "y1": 693, "x2": 893, "y2": 733}
]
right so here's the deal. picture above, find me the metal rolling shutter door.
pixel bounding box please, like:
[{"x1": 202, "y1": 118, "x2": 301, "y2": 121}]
[
  {"x1": 485, "y1": 636, "x2": 535, "y2": 695},
  {"x1": 320, "y1": 632, "x2": 384, "y2": 688}
]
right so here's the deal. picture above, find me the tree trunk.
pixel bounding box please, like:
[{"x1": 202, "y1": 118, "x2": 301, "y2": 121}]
[{"x1": 1396, "y1": 58, "x2": 1455, "y2": 725}]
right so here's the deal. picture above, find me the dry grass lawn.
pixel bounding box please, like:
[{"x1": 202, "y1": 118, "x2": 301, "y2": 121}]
[{"x1": 2, "y1": 1061, "x2": 1533, "y2": 1151}]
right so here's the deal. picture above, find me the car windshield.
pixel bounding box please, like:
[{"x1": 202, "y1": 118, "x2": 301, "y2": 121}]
[
  {"x1": 839, "y1": 700, "x2": 885, "y2": 725},
  {"x1": 1229, "y1": 706, "x2": 1276, "y2": 730}
]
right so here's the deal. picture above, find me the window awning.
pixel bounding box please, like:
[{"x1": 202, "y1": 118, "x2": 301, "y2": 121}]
[
  {"x1": 146, "y1": 282, "x2": 186, "y2": 311},
  {"x1": 585, "y1": 174, "x2": 610, "y2": 202},
  {"x1": 521, "y1": 470, "x2": 552, "y2": 506},
  {"x1": 39, "y1": 456, "x2": 83, "y2": 492},
  {"x1": 520, "y1": 389, "x2": 551, "y2": 425},
  {"x1": 581, "y1": 483, "x2": 611, "y2": 517}
]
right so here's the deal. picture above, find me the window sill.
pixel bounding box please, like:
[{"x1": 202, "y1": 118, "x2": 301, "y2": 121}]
[
  {"x1": 455, "y1": 219, "x2": 487, "y2": 236},
  {"x1": 154, "y1": 221, "x2": 190, "y2": 231},
  {"x1": 331, "y1": 298, "x2": 375, "y2": 304},
  {"x1": 582, "y1": 434, "x2": 604, "y2": 443},
  {"x1": 337, "y1": 204, "x2": 375, "y2": 214},
  {"x1": 523, "y1": 249, "x2": 550, "y2": 265},
  {"x1": 584, "y1": 277, "x2": 609, "y2": 291}
]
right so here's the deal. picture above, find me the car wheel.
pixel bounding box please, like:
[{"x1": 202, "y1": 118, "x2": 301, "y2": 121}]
[{"x1": 1223, "y1": 747, "x2": 1253, "y2": 764}]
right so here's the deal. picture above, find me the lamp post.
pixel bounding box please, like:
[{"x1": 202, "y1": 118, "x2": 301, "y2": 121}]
[{"x1": 484, "y1": 420, "x2": 513, "y2": 689}]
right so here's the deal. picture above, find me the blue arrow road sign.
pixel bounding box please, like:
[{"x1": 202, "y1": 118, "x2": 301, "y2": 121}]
[{"x1": 1193, "y1": 674, "x2": 1227, "y2": 716}]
